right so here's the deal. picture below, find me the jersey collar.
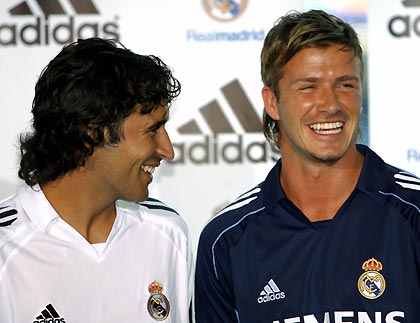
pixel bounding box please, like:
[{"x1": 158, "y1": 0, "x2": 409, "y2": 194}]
[
  {"x1": 261, "y1": 158, "x2": 285, "y2": 213},
  {"x1": 18, "y1": 184, "x2": 60, "y2": 232},
  {"x1": 354, "y1": 144, "x2": 388, "y2": 196},
  {"x1": 261, "y1": 144, "x2": 387, "y2": 214}
]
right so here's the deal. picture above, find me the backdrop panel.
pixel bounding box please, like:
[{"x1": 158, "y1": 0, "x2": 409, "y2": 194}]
[
  {"x1": 1, "y1": 0, "x2": 370, "y2": 257},
  {"x1": 368, "y1": 0, "x2": 420, "y2": 176}
]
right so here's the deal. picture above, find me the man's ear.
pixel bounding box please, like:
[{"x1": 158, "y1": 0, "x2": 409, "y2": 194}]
[{"x1": 261, "y1": 86, "x2": 280, "y2": 121}]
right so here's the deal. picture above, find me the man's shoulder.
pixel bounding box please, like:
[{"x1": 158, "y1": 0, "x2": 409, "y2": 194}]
[
  {"x1": 137, "y1": 197, "x2": 180, "y2": 216},
  {"x1": 361, "y1": 145, "x2": 420, "y2": 219},
  {"x1": 0, "y1": 192, "x2": 33, "y2": 235},
  {"x1": 117, "y1": 198, "x2": 189, "y2": 238},
  {"x1": 379, "y1": 165, "x2": 420, "y2": 207},
  {"x1": 200, "y1": 185, "x2": 265, "y2": 241},
  {"x1": 361, "y1": 145, "x2": 420, "y2": 207},
  {"x1": 0, "y1": 194, "x2": 19, "y2": 230},
  {"x1": 0, "y1": 193, "x2": 34, "y2": 267}
]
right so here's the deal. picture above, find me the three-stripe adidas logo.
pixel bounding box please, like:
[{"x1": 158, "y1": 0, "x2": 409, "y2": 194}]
[
  {"x1": 177, "y1": 78, "x2": 262, "y2": 135},
  {"x1": 1, "y1": 0, "x2": 119, "y2": 46},
  {"x1": 33, "y1": 303, "x2": 65, "y2": 323},
  {"x1": 257, "y1": 279, "x2": 286, "y2": 303},
  {"x1": 402, "y1": 0, "x2": 420, "y2": 7},
  {"x1": 0, "y1": 206, "x2": 17, "y2": 227},
  {"x1": 9, "y1": 0, "x2": 99, "y2": 16},
  {"x1": 394, "y1": 171, "x2": 420, "y2": 190},
  {"x1": 170, "y1": 78, "x2": 280, "y2": 164}
]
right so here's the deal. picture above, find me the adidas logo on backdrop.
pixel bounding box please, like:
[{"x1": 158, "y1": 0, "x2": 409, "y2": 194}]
[
  {"x1": 257, "y1": 279, "x2": 286, "y2": 303},
  {"x1": 171, "y1": 78, "x2": 280, "y2": 165},
  {"x1": 1, "y1": 0, "x2": 120, "y2": 46},
  {"x1": 388, "y1": 0, "x2": 420, "y2": 37}
]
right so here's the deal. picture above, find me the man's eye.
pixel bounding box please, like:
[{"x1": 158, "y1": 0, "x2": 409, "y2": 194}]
[
  {"x1": 150, "y1": 126, "x2": 162, "y2": 134},
  {"x1": 299, "y1": 85, "x2": 315, "y2": 91}
]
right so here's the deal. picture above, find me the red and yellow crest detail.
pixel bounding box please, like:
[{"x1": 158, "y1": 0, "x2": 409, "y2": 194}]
[
  {"x1": 147, "y1": 280, "x2": 170, "y2": 321},
  {"x1": 358, "y1": 257, "x2": 386, "y2": 299}
]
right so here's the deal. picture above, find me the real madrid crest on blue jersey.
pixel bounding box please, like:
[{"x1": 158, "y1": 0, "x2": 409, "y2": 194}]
[
  {"x1": 147, "y1": 280, "x2": 170, "y2": 321},
  {"x1": 358, "y1": 257, "x2": 386, "y2": 299}
]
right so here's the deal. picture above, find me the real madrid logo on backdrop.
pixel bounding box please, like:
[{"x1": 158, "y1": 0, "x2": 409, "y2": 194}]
[
  {"x1": 147, "y1": 280, "x2": 170, "y2": 321},
  {"x1": 358, "y1": 257, "x2": 386, "y2": 299},
  {"x1": 202, "y1": 0, "x2": 248, "y2": 22}
]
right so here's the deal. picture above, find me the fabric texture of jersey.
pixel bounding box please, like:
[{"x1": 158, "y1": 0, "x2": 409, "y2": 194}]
[
  {"x1": 194, "y1": 144, "x2": 420, "y2": 323},
  {"x1": 0, "y1": 185, "x2": 193, "y2": 323}
]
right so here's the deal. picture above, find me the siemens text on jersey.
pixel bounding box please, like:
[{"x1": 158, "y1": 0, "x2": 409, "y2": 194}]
[{"x1": 273, "y1": 311, "x2": 405, "y2": 323}]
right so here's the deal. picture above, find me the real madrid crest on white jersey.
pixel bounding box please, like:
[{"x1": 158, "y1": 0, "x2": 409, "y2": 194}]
[
  {"x1": 147, "y1": 280, "x2": 170, "y2": 321},
  {"x1": 358, "y1": 258, "x2": 386, "y2": 299}
]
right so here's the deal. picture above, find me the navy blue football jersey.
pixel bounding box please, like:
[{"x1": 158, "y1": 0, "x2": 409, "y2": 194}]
[{"x1": 194, "y1": 145, "x2": 420, "y2": 323}]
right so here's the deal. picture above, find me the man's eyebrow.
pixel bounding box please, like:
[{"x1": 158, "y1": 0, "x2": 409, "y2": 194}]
[
  {"x1": 287, "y1": 77, "x2": 318, "y2": 88},
  {"x1": 336, "y1": 75, "x2": 360, "y2": 82},
  {"x1": 147, "y1": 111, "x2": 169, "y2": 131},
  {"x1": 292, "y1": 77, "x2": 319, "y2": 83},
  {"x1": 291, "y1": 75, "x2": 360, "y2": 85}
]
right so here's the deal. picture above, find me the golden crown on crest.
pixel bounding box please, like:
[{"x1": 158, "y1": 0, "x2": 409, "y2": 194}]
[
  {"x1": 362, "y1": 257, "x2": 383, "y2": 272},
  {"x1": 148, "y1": 280, "x2": 164, "y2": 294}
]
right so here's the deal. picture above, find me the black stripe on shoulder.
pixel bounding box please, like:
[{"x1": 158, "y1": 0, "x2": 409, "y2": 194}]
[
  {"x1": 145, "y1": 197, "x2": 160, "y2": 203},
  {"x1": 137, "y1": 198, "x2": 179, "y2": 215},
  {"x1": 0, "y1": 206, "x2": 18, "y2": 227}
]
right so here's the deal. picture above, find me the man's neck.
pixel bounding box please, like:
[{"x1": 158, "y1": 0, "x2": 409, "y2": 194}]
[
  {"x1": 279, "y1": 146, "x2": 364, "y2": 222},
  {"x1": 41, "y1": 171, "x2": 117, "y2": 244}
]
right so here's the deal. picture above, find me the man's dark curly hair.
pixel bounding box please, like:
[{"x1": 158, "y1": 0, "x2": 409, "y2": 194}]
[{"x1": 18, "y1": 37, "x2": 181, "y2": 187}]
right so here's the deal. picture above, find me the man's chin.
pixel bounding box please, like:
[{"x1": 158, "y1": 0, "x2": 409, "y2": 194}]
[
  {"x1": 137, "y1": 191, "x2": 149, "y2": 202},
  {"x1": 126, "y1": 189, "x2": 149, "y2": 203},
  {"x1": 308, "y1": 150, "x2": 346, "y2": 164}
]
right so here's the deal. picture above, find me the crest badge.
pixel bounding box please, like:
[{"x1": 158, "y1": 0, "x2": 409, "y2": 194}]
[
  {"x1": 147, "y1": 280, "x2": 170, "y2": 321},
  {"x1": 358, "y1": 257, "x2": 386, "y2": 299}
]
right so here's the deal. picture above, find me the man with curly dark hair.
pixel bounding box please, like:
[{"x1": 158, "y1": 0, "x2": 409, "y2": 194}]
[{"x1": 0, "y1": 38, "x2": 192, "y2": 323}]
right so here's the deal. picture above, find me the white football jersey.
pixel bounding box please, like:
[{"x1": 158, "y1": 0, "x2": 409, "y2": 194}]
[{"x1": 0, "y1": 185, "x2": 192, "y2": 323}]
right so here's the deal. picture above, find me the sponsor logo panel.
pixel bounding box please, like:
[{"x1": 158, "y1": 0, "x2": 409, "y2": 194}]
[
  {"x1": 171, "y1": 79, "x2": 280, "y2": 165},
  {"x1": 1, "y1": 0, "x2": 120, "y2": 46},
  {"x1": 388, "y1": 0, "x2": 420, "y2": 37},
  {"x1": 202, "y1": 0, "x2": 248, "y2": 22}
]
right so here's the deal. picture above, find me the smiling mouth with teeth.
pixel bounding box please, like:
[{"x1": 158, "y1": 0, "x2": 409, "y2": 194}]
[
  {"x1": 309, "y1": 122, "x2": 343, "y2": 134},
  {"x1": 142, "y1": 165, "x2": 155, "y2": 175}
]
